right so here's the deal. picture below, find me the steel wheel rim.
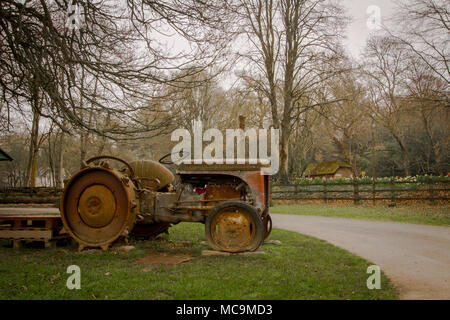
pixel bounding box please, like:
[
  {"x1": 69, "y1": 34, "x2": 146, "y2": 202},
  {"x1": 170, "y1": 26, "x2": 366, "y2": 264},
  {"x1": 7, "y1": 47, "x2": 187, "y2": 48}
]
[
  {"x1": 78, "y1": 185, "x2": 116, "y2": 228},
  {"x1": 210, "y1": 206, "x2": 256, "y2": 252}
]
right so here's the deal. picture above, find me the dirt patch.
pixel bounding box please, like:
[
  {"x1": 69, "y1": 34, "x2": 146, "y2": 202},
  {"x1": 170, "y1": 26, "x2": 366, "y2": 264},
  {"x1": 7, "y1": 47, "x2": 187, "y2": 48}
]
[
  {"x1": 133, "y1": 249, "x2": 192, "y2": 269},
  {"x1": 166, "y1": 241, "x2": 192, "y2": 249}
]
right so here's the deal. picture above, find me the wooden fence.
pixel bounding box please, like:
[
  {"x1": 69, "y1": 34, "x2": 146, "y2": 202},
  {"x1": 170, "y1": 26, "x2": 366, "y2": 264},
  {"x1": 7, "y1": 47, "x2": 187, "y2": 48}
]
[
  {"x1": 0, "y1": 179, "x2": 449, "y2": 206},
  {"x1": 0, "y1": 187, "x2": 61, "y2": 205},
  {"x1": 271, "y1": 178, "x2": 450, "y2": 205}
]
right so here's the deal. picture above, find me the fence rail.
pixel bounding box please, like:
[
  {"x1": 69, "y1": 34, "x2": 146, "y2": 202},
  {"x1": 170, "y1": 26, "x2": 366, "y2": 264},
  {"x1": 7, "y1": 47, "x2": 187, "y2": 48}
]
[
  {"x1": 0, "y1": 187, "x2": 61, "y2": 205},
  {"x1": 271, "y1": 179, "x2": 450, "y2": 205}
]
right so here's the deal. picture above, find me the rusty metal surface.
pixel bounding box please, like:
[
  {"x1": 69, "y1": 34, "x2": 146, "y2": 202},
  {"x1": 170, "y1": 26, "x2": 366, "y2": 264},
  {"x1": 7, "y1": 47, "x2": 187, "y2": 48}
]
[
  {"x1": 174, "y1": 206, "x2": 213, "y2": 210},
  {"x1": 125, "y1": 160, "x2": 174, "y2": 190},
  {"x1": 204, "y1": 184, "x2": 242, "y2": 205},
  {"x1": 175, "y1": 198, "x2": 240, "y2": 203},
  {"x1": 177, "y1": 162, "x2": 270, "y2": 172},
  {"x1": 137, "y1": 189, "x2": 155, "y2": 221},
  {"x1": 205, "y1": 201, "x2": 266, "y2": 253},
  {"x1": 86, "y1": 155, "x2": 135, "y2": 178},
  {"x1": 78, "y1": 185, "x2": 116, "y2": 228},
  {"x1": 263, "y1": 214, "x2": 272, "y2": 239},
  {"x1": 210, "y1": 207, "x2": 255, "y2": 251},
  {"x1": 177, "y1": 170, "x2": 267, "y2": 214},
  {"x1": 59, "y1": 155, "x2": 270, "y2": 252},
  {"x1": 60, "y1": 166, "x2": 138, "y2": 250},
  {"x1": 240, "y1": 171, "x2": 266, "y2": 213},
  {"x1": 153, "y1": 192, "x2": 205, "y2": 223}
]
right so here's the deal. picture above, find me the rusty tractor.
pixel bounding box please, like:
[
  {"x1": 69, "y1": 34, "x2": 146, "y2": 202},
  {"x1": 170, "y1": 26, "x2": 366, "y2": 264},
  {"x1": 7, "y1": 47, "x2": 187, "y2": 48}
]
[{"x1": 60, "y1": 155, "x2": 272, "y2": 252}]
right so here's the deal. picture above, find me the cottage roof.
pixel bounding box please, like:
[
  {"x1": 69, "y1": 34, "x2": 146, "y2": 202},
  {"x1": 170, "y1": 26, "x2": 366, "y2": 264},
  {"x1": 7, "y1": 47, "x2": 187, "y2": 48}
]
[
  {"x1": 304, "y1": 161, "x2": 351, "y2": 176},
  {"x1": 303, "y1": 163, "x2": 318, "y2": 176}
]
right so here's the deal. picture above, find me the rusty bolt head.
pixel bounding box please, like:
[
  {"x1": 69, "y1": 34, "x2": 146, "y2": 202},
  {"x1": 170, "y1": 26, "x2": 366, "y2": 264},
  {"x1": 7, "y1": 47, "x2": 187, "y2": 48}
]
[{"x1": 121, "y1": 176, "x2": 130, "y2": 186}]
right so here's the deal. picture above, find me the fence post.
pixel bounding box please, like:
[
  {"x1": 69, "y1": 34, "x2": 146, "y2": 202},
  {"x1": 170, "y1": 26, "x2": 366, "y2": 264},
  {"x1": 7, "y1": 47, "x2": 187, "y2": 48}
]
[
  {"x1": 428, "y1": 177, "x2": 435, "y2": 205},
  {"x1": 294, "y1": 184, "x2": 299, "y2": 200},
  {"x1": 353, "y1": 178, "x2": 359, "y2": 205},
  {"x1": 324, "y1": 179, "x2": 327, "y2": 204},
  {"x1": 372, "y1": 176, "x2": 376, "y2": 205},
  {"x1": 390, "y1": 177, "x2": 395, "y2": 205}
]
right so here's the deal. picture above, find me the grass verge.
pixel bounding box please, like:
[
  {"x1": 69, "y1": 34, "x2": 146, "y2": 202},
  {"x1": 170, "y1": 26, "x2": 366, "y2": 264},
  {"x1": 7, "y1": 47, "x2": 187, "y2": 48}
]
[
  {"x1": 271, "y1": 203, "x2": 450, "y2": 226},
  {"x1": 0, "y1": 223, "x2": 397, "y2": 300}
]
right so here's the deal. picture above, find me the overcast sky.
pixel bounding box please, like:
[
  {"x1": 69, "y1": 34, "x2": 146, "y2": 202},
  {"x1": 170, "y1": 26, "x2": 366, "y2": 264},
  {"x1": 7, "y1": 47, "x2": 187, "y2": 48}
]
[
  {"x1": 342, "y1": 0, "x2": 397, "y2": 58},
  {"x1": 154, "y1": 0, "x2": 401, "y2": 89}
]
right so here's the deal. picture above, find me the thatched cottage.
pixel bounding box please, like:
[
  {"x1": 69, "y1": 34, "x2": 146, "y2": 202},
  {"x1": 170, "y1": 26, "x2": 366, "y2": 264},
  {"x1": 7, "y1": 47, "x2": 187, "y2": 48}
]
[{"x1": 303, "y1": 161, "x2": 353, "y2": 179}]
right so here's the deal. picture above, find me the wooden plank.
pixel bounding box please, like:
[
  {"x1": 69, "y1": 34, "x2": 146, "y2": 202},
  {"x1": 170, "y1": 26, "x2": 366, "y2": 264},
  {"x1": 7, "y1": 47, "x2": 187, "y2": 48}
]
[
  {"x1": 0, "y1": 215, "x2": 60, "y2": 220},
  {"x1": 0, "y1": 229, "x2": 52, "y2": 240},
  {"x1": 0, "y1": 227, "x2": 50, "y2": 231}
]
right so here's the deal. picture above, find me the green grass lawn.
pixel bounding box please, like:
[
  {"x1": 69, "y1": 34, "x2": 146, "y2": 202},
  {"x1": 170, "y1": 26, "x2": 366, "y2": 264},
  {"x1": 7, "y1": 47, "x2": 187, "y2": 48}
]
[
  {"x1": 0, "y1": 223, "x2": 397, "y2": 300},
  {"x1": 271, "y1": 203, "x2": 450, "y2": 226}
]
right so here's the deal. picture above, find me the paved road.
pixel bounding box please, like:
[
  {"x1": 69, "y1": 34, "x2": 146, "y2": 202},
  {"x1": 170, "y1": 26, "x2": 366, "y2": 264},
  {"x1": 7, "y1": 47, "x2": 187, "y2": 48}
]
[{"x1": 271, "y1": 213, "x2": 450, "y2": 300}]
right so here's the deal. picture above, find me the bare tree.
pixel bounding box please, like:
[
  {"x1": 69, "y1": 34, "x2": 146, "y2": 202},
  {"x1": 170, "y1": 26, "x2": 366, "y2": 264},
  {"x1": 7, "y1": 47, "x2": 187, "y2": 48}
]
[
  {"x1": 23, "y1": 76, "x2": 49, "y2": 187},
  {"x1": 318, "y1": 71, "x2": 369, "y2": 175},
  {"x1": 0, "y1": 0, "x2": 238, "y2": 139},
  {"x1": 362, "y1": 36, "x2": 412, "y2": 176},
  {"x1": 404, "y1": 57, "x2": 449, "y2": 175},
  {"x1": 390, "y1": 0, "x2": 449, "y2": 84},
  {"x1": 237, "y1": 0, "x2": 348, "y2": 181},
  {"x1": 228, "y1": 79, "x2": 272, "y2": 129},
  {"x1": 165, "y1": 71, "x2": 227, "y2": 131}
]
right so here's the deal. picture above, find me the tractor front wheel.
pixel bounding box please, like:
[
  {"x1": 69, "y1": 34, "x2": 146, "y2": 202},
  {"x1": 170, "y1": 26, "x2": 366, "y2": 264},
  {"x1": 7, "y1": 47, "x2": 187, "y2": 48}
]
[{"x1": 205, "y1": 201, "x2": 265, "y2": 253}]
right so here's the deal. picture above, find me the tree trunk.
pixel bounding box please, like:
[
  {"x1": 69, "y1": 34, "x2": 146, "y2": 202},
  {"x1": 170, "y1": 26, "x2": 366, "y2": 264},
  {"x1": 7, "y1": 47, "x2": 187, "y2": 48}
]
[
  {"x1": 80, "y1": 130, "x2": 87, "y2": 167},
  {"x1": 47, "y1": 130, "x2": 56, "y2": 187},
  {"x1": 25, "y1": 110, "x2": 40, "y2": 187},
  {"x1": 392, "y1": 133, "x2": 410, "y2": 176},
  {"x1": 279, "y1": 124, "x2": 290, "y2": 182},
  {"x1": 420, "y1": 109, "x2": 443, "y2": 175},
  {"x1": 55, "y1": 130, "x2": 64, "y2": 188}
]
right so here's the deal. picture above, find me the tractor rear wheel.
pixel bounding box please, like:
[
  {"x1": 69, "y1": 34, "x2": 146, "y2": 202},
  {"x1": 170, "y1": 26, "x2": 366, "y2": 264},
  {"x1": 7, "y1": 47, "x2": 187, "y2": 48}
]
[
  {"x1": 60, "y1": 167, "x2": 138, "y2": 250},
  {"x1": 205, "y1": 201, "x2": 264, "y2": 253}
]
